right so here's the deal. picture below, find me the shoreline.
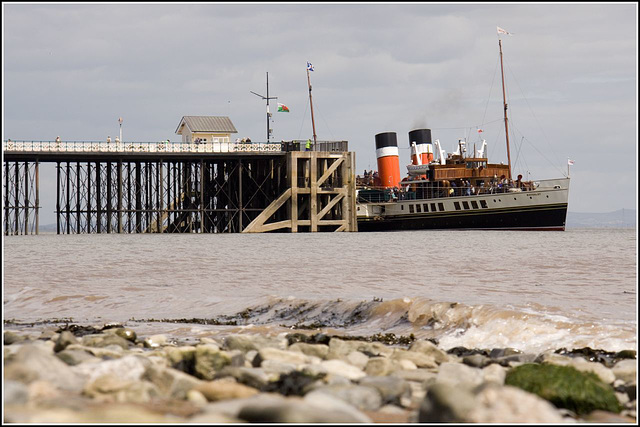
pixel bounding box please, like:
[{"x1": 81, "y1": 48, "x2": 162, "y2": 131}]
[{"x1": 3, "y1": 322, "x2": 637, "y2": 423}]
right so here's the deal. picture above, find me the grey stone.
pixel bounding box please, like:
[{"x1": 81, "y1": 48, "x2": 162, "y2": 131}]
[
  {"x1": 346, "y1": 350, "x2": 370, "y2": 370},
  {"x1": 463, "y1": 354, "x2": 491, "y2": 368},
  {"x1": 327, "y1": 338, "x2": 393, "y2": 360},
  {"x1": 142, "y1": 334, "x2": 168, "y2": 348},
  {"x1": 419, "y1": 382, "x2": 477, "y2": 422},
  {"x1": 81, "y1": 333, "x2": 131, "y2": 350},
  {"x1": 54, "y1": 331, "x2": 78, "y2": 353},
  {"x1": 83, "y1": 374, "x2": 161, "y2": 403},
  {"x1": 435, "y1": 362, "x2": 484, "y2": 389},
  {"x1": 4, "y1": 380, "x2": 29, "y2": 405},
  {"x1": 409, "y1": 340, "x2": 451, "y2": 364},
  {"x1": 612, "y1": 359, "x2": 637, "y2": 384},
  {"x1": 55, "y1": 348, "x2": 101, "y2": 366},
  {"x1": 391, "y1": 368, "x2": 438, "y2": 384},
  {"x1": 482, "y1": 363, "x2": 506, "y2": 385},
  {"x1": 72, "y1": 354, "x2": 151, "y2": 384},
  {"x1": 365, "y1": 356, "x2": 395, "y2": 376},
  {"x1": 467, "y1": 383, "x2": 565, "y2": 423},
  {"x1": 194, "y1": 344, "x2": 232, "y2": 380},
  {"x1": 289, "y1": 342, "x2": 329, "y2": 359},
  {"x1": 113, "y1": 328, "x2": 137, "y2": 342},
  {"x1": 237, "y1": 394, "x2": 372, "y2": 423},
  {"x1": 358, "y1": 375, "x2": 411, "y2": 406},
  {"x1": 4, "y1": 342, "x2": 87, "y2": 392},
  {"x1": 142, "y1": 364, "x2": 203, "y2": 399},
  {"x1": 390, "y1": 348, "x2": 438, "y2": 369},
  {"x1": 319, "y1": 359, "x2": 367, "y2": 380},
  {"x1": 194, "y1": 378, "x2": 260, "y2": 402},
  {"x1": 305, "y1": 384, "x2": 383, "y2": 411},
  {"x1": 253, "y1": 347, "x2": 311, "y2": 367},
  {"x1": 570, "y1": 357, "x2": 616, "y2": 384},
  {"x1": 4, "y1": 331, "x2": 28, "y2": 345},
  {"x1": 216, "y1": 366, "x2": 275, "y2": 390},
  {"x1": 224, "y1": 334, "x2": 286, "y2": 352}
]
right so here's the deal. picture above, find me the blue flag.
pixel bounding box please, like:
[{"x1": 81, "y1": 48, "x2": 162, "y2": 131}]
[{"x1": 307, "y1": 61, "x2": 314, "y2": 72}]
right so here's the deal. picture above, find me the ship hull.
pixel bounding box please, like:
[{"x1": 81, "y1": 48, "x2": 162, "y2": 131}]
[{"x1": 356, "y1": 178, "x2": 570, "y2": 232}]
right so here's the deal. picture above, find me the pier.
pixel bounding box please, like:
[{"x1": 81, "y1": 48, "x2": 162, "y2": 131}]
[{"x1": 2, "y1": 140, "x2": 357, "y2": 235}]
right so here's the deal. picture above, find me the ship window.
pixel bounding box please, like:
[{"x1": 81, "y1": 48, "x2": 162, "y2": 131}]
[
  {"x1": 401, "y1": 205, "x2": 404, "y2": 210},
  {"x1": 454, "y1": 202, "x2": 461, "y2": 210},
  {"x1": 480, "y1": 200, "x2": 488, "y2": 208},
  {"x1": 462, "y1": 201, "x2": 470, "y2": 210},
  {"x1": 471, "y1": 201, "x2": 479, "y2": 209},
  {"x1": 416, "y1": 204, "x2": 421, "y2": 213},
  {"x1": 431, "y1": 203, "x2": 437, "y2": 212},
  {"x1": 409, "y1": 204, "x2": 414, "y2": 213},
  {"x1": 438, "y1": 203, "x2": 445, "y2": 211},
  {"x1": 423, "y1": 203, "x2": 429, "y2": 212}
]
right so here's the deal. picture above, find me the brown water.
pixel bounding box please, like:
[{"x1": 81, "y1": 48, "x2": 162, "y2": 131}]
[{"x1": 3, "y1": 228, "x2": 637, "y2": 354}]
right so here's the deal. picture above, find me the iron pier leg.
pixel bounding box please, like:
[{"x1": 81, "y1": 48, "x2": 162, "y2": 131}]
[
  {"x1": 35, "y1": 160, "x2": 39, "y2": 235},
  {"x1": 66, "y1": 162, "x2": 71, "y2": 234},
  {"x1": 96, "y1": 162, "x2": 102, "y2": 233},
  {"x1": 107, "y1": 161, "x2": 112, "y2": 233},
  {"x1": 87, "y1": 162, "x2": 92, "y2": 233},
  {"x1": 76, "y1": 162, "x2": 81, "y2": 234},
  {"x1": 24, "y1": 162, "x2": 29, "y2": 235},
  {"x1": 56, "y1": 162, "x2": 61, "y2": 235},
  {"x1": 118, "y1": 160, "x2": 123, "y2": 233}
]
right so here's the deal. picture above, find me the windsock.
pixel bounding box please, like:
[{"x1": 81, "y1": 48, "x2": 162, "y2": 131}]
[
  {"x1": 375, "y1": 132, "x2": 401, "y2": 188},
  {"x1": 409, "y1": 129, "x2": 434, "y2": 165}
]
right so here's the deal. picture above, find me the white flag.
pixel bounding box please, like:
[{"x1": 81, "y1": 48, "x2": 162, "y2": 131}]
[
  {"x1": 568, "y1": 159, "x2": 574, "y2": 166},
  {"x1": 497, "y1": 26, "x2": 512, "y2": 36}
]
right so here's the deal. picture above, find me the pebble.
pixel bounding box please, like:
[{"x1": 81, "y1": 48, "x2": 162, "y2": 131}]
[{"x1": 2, "y1": 326, "x2": 636, "y2": 424}]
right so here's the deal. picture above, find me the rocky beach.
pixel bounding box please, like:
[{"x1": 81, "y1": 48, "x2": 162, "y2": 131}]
[{"x1": 3, "y1": 322, "x2": 637, "y2": 423}]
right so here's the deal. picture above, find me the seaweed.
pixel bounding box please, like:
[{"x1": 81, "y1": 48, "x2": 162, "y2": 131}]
[{"x1": 505, "y1": 363, "x2": 622, "y2": 415}]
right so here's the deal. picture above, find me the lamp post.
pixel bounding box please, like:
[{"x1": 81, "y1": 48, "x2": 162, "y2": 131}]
[{"x1": 118, "y1": 117, "x2": 123, "y2": 142}]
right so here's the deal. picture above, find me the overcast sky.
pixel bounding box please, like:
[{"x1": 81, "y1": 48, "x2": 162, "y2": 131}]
[{"x1": 2, "y1": 2, "x2": 637, "y2": 224}]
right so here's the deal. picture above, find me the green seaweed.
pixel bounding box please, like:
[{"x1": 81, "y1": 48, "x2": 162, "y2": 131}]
[{"x1": 505, "y1": 363, "x2": 622, "y2": 415}]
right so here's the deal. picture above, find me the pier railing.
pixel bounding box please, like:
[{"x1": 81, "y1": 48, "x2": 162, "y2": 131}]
[{"x1": 2, "y1": 140, "x2": 349, "y2": 154}]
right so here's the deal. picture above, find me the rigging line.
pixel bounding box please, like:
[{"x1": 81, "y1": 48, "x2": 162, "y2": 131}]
[
  {"x1": 315, "y1": 103, "x2": 336, "y2": 141},
  {"x1": 297, "y1": 97, "x2": 310, "y2": 140},
  {"x1": 505, "y1": 61, "x2": 563, "y2": 168},
  {"x1": 432, "y1": 118, "x2": 503, "y2": 131},
  {"x1": 481, "y1": 56, "x2": 501, "y2": 127},
  {"x1": 509, "y1": 121, "x2": 566, "y2": 177}
]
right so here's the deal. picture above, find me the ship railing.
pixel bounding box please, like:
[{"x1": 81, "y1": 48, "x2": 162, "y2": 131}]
[
  {"x1": 356, "y1": 182, "x2": 538, "y2": 203},
  {"x1": 2, "y1": 140, "x2": 283, "y2": 154},
  {"x1": 3, "y1": 139, "x2": 350, "y2": 154}
]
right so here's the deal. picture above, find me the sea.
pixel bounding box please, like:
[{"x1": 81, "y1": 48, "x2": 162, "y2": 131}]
[{"x1": 3, "y1": 228, "x2": 637, "y2": 355}]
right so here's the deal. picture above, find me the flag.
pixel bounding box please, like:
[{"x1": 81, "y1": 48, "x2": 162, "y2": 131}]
[
  {"x1": 497, "y1": 26, "x2": 512, "y2": 36},
  {"x1": 307, "y1": 61, "x2": 314, "y2": 72},
  {"x1": 568, "y1": 158, "x2": 574, "y2": 166},
  {"x1": 277, "y1": 103, "x2": 290, "y2": 112}
]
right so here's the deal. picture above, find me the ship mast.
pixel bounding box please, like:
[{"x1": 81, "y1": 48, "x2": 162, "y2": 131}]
[
  {"x1": 306, "y1": 63, "x2": 318, "y2": 144},
  {"x1": 498, "y1": 38, "x2": 512, "y2": 180}
]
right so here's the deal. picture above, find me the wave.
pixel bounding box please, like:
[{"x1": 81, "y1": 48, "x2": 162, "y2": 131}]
[{"x1": 133, "y1": 296, "x2": 636, "y2": 354}]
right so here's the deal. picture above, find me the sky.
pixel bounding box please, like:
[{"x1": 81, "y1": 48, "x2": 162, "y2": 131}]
[{"x1": 2, "y1": 2, "x2": 638, "y2": 225}]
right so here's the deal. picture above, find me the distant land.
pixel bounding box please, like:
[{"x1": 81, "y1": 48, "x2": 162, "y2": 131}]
[
  {"x1": 566, "y1": 209, "x2": 636, "y2": 229},
  {"x1": 36, "y1": 209, "x2": 636, "y2": 232}
]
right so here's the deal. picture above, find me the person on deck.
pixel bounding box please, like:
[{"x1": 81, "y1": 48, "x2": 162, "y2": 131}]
[{"x1": 306, "y1": 139, "x2": 312, "y2": 151}]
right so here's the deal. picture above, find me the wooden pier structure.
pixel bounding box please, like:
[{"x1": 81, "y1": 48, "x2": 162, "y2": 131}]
[{"x1": 2, "y1": 140, "x2": 357, "y2": 235}]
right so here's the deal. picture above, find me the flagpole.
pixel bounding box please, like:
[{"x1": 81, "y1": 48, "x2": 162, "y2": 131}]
[
  {"x1": 498, "y1": 37, "x2": 512, "y2": 181},
  {"x1": 266, "y1": 72, "x2": 271, "y2": 143},
  {"x1": 307, "y1": 66, "x2": 317, "y2": 145},
  {"x1": 250, "y1": 73, "x2": 277, "y2": 143}
]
